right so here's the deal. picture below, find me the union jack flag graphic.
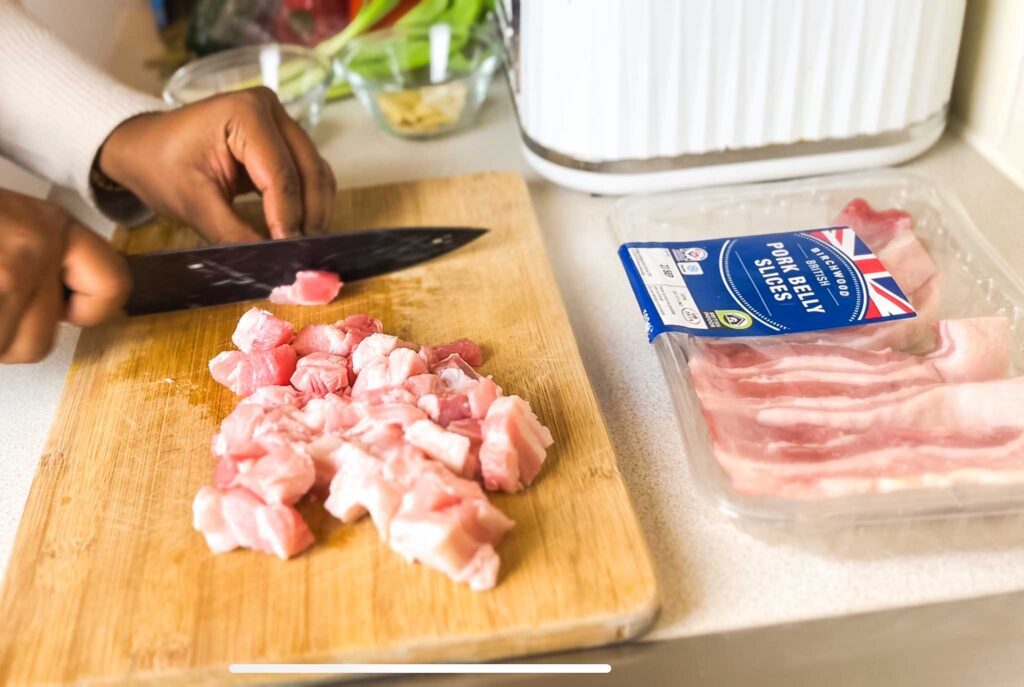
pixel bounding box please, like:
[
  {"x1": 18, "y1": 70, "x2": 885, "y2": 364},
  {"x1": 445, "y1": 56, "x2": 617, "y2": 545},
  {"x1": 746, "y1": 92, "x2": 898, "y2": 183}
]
[{"x1": 808, "y1": 228, "x2": 916, "y2": 320}]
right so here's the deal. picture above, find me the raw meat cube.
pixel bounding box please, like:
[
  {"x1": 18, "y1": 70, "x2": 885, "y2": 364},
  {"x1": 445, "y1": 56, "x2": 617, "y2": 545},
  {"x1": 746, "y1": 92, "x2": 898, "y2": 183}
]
[
  {"x1": 405, "y1": 373, "x2": 443, "y2": 398},
  {"x1": 418, "y1": 393, "x2": 472, "y2": 426},
  {"x1": 479, "y1": 396, "x2": 554, "y2": 493},
  {"x1": 212, "y1": 403, "x2": 267, "y2": 459},
  {"x1": 336, "y1": 314, "x2": 383, "y2": 334},
  {"x1": 307, "y1": 434, "x2": 346, "y2": 492},
  {"x1": 293, "y1": 324, "x2": 350, "y2": 356},
  {"x1": 434, "y1": 354, "x2": 481, "y2": 389},
  {"x1": 324, "y1": 443, "x2": 514, "y2": 589},
  {"x1": 448, "y1": 418, "x2": 483, "y2": 444},
  {"x1": 193, "y1": 486, "x2": 313, "y2": 559},
  {"x1": 239, "y1": 385, "x2": 309, "y2": 410},
  {"x1": 351, "y1": 386, "x2": 419, "y2": 406},
  {"x1": 268, "y1": 270, "x2": 343, "y2": 306},
  {"x1": 466, "y1": 377, "x2": 502, "y2": 419},
  {"x1": 324, "y1": 442, "x2": 405, "y2": 535},
  {"x1": 405, "y1": 419, "x2": 476, "y2": 477},
  {"x1": 351, "y1": 348, "x2": 429, "y2": 397},
  {"x1": 209, "y1": 345, "x2": 298, "y2": 397},
  {"x1": 228, "y1": 446, "x2": 316, "y2": 505},
  {"x1": 352, "y1": 333, "x2": 399, "y2": 373},
  {"x1": 357, "y1": 402, "x2": 428, "y2": 430},
  {"x1": 231, "y1": 307, "x2": 295, "y2": 354},
  {"x1": 322, "y1": 393, "x2": 365, "y2": 433},
  {"x1": 420, "y1": 339, "x2": 484, "y2": 368},
  {"x1": 290, "y1": 352, "x2": 350, "y2": 396}
]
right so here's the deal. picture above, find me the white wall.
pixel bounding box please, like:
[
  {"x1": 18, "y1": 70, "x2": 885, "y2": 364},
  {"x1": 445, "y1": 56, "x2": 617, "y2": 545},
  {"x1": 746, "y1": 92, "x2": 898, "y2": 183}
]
[{"x1": 952, "y1": 0, "x2": 1024, "y2": 189}]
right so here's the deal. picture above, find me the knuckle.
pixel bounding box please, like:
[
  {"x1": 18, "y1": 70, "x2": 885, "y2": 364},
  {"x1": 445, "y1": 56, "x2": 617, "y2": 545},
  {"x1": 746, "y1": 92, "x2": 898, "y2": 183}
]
[{"x1": 240, "y1": 86, "x2": 275, "y2": 108}]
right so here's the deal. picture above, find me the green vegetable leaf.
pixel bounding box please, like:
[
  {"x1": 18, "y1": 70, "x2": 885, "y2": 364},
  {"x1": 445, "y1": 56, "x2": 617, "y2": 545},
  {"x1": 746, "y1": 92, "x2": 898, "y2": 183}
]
[
  {"x1": 315, "y1": 0, "x2": 401, "y2": 60},
  {"x1": 439, "y1": 0, "x2": 485, "y2": 29},
  {"x1": 396, "y1": 0, "x2": 451, "y2": 27}
]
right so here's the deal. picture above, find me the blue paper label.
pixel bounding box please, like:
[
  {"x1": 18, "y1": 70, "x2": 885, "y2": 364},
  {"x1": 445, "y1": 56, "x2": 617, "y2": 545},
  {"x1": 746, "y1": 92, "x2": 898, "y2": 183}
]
[{"x1": 619, "y1": 227, "x2": 917, "y2": 341}]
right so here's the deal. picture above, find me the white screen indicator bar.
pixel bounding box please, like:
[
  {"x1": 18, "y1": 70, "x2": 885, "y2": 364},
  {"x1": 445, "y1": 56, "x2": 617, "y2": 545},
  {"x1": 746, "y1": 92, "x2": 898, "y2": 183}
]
[{"x1": 230, "y1": 663, "x2": 612, "y2": 675}]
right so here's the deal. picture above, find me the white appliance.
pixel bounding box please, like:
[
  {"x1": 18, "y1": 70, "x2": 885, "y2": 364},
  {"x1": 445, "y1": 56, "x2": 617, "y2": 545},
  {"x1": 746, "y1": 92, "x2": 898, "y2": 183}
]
[{"x1": 497, "y1": 0, "x2": 967, "y2": 194}]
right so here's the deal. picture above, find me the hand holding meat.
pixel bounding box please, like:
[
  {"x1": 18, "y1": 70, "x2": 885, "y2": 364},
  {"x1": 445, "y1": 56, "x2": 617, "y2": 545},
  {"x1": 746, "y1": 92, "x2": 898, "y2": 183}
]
[
  {"x1": 0, "y1": 189, "x2": 130, "y2": 363},
  {"x1": 98, "y1": 87, "x2": 337, "y2": 244}
]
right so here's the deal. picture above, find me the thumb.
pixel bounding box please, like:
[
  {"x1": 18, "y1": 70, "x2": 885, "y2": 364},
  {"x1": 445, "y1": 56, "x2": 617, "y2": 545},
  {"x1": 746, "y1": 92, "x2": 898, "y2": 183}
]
[{"x1": 183, "y1": 186, "x2": 264, "y2": 245}]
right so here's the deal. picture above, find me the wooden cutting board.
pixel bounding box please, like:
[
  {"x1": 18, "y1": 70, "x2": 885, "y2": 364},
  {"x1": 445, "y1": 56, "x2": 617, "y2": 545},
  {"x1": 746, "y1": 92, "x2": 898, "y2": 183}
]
[{"x1": 0, "y1": 172, "x2": 658, "y2": 685}]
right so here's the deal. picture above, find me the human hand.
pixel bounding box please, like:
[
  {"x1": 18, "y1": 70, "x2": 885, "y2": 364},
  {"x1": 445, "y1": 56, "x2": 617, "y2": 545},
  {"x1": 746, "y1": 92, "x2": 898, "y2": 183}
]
[
  {"x1": 0, "y1": 189, "x2": 130, "y2": 363},
  {"x1": 97, "y1": 87, "x2": 337, "y2": 244}
]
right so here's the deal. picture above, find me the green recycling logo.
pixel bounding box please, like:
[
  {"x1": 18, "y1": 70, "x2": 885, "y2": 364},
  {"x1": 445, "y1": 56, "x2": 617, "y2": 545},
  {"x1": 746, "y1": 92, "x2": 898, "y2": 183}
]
[{"x1": 716, "y1": 309, "x2": 753, "y2": 330}]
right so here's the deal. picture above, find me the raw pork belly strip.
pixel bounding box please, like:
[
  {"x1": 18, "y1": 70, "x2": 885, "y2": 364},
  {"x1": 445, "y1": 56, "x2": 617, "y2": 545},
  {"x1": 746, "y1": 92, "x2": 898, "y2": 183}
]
[
  {"x1": 194, "y1": 307, "x2": 554, "y2": 589},
  {"x1": 687, "y1": 199, "x2": 1021, "y2": 499},
  {"x1": 690, "y1": 316, "x2": 1009, "y2": 399},
  {"x1": 778, "y1": 199, "x2": 943, "y2": 352}
]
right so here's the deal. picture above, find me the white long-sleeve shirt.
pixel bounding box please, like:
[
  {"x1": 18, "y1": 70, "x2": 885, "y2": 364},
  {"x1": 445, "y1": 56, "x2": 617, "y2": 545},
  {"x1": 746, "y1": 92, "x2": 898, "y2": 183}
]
[{"x1": 0, "y1": 1, "x2": 164, "y2": 221}]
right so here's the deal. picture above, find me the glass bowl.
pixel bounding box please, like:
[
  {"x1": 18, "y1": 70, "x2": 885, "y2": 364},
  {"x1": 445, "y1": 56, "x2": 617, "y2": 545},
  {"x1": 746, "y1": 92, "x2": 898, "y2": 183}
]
[
  {"x1": 338, "y1": 24, "x2": 502, "y2": 140},
  {"x1": 163, "y1": 44, "x2": 331, "y2": 132}
]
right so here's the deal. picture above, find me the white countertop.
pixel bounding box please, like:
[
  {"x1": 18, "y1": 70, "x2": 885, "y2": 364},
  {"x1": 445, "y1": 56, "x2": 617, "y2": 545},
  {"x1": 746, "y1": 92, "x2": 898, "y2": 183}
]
[{"x1": 4, "y1": 86, "x2": 1024, "y2": 645}]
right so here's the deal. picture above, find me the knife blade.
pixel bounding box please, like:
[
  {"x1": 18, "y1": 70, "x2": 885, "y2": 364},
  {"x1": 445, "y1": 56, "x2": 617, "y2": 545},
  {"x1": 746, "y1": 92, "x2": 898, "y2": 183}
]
[{"x1": 123, "y1": 227, "x2": 487, "y2": 316}]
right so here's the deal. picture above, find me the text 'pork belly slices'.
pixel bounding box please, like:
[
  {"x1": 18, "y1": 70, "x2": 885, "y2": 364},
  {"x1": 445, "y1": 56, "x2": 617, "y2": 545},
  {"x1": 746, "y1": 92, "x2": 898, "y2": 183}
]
[
  {"x1": 323, "y1": 442, "x2": 514, "y2": 590},
  {"x1": 479, "y1": 396, "x2": 555, "y2": 493},
  {"x1": 193, "y1": 486, "x2": 313, "y2": 559}
]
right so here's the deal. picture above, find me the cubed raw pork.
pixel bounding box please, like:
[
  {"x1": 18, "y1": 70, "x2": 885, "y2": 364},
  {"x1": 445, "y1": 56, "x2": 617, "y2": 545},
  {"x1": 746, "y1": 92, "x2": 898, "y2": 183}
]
[
  {"x1": 479, "y1": 396, "x2": 554, "y2": 493},
  {"x1": 226, "y1": 446, "x2": 316, "y2": 505},
  {"x1": 269, "y1": 270, "x2": 343, "y2": 306},
  {"x1": 420, "y1": 339, "x2": 483, "y2": 368},
  {"x1": 197, "y1": 307, "x2": 554, "y2": 587},
  {"x1": 324, "y1": 442, "x2": 514, "y2": 590},
  {"x1": 290, "y1": 352, "x2": 350, "y2": 396},
  {"x1": 405, "y1": 419, "x2": 477, "y2": 478},
  {"x1": 293, "y1": 324, "x2": 349, "y2": 356},
  {"x1": 239, "y1": 385, "x2": 309, "y2": 410},
  {"x1": 231, "y1": 307, "x2": 295, "y2": 354},
  {"x1": 192, "y1": 486, "x2": 313, "y2": 559},
  {"x1": 212, "y1": 403, "x2": 267, "y2": 459},
  {"x1": 209, "y1": 345, "x2": 298, "y2": 397},
  {"x1": 352, "y1": 333, "x2": 400, "y2": 373},
  {"x1": 351, "y1": 348, "x2": 429, "y2": 397}
]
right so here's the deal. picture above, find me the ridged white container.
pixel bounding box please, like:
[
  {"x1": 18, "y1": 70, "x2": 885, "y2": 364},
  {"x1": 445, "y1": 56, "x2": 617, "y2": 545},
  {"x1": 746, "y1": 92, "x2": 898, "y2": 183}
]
[{"x1": 509, "y1": 0, "x2": 966, "y2": 193}]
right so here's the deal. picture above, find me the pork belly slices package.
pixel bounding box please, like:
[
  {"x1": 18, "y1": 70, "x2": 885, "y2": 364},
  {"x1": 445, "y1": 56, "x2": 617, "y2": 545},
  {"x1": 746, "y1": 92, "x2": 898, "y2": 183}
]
[{"x1": 613, "y1": 170, "x2": 1024, "y2": 528}]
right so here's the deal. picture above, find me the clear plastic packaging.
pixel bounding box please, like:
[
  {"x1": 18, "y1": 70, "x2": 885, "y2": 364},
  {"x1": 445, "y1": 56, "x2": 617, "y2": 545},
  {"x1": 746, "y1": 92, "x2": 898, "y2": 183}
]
[{"x1": 612, "y1": 170, "x2": 1024, "y2": 528}]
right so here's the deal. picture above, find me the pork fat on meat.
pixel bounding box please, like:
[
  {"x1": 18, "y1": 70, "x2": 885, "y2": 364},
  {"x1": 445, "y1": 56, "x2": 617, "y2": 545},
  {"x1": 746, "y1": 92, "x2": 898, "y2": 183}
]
[{"x1": 195, "y1": 309, "x2": 554, "y2": 589}]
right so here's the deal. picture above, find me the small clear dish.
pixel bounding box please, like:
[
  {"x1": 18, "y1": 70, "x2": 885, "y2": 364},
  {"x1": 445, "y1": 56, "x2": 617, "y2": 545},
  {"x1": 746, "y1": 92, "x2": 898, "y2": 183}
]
[
  {"x1": 338, "y1": 24, "x2": 502, "y2": 140},
  {"x1": 163, "y1": 44, "x2": 331, "y2": 132}
]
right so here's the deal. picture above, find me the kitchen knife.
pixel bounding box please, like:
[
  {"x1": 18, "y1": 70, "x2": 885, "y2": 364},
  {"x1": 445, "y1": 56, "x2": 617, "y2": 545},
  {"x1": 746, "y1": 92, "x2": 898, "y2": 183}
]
[{"x1": 123, "y1": 227, "x2": 487, "y2": 316}]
